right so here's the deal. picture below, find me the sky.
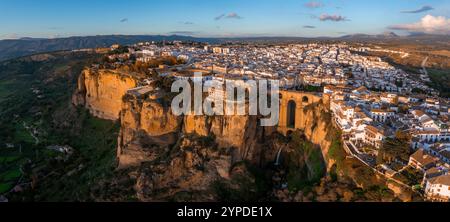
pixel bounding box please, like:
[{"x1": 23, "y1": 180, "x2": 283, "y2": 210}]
[{"x1": 0, "y1": 0, "x2": 449, "y2": 39}]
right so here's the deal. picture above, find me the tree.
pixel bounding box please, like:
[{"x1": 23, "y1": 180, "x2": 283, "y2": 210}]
[
  {"x1": 110, "y1": 46, "x2": 129, "y2": 55},
  {"x1": 377, "y1": 131, "x2": 411, "y2": 164},
  {"x1": 395, "y1": 131, "x2": 411, "y2": 142}
]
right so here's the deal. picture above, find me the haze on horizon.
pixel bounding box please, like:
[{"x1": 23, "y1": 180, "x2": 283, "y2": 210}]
[{"x1": 0, "y1": 0, "x2": 449, "y2": 40}]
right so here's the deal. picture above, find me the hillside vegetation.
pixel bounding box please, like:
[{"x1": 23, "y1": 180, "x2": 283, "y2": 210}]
[{"x1": 0, "y1": 51, "x2": 135, "y2": 201}]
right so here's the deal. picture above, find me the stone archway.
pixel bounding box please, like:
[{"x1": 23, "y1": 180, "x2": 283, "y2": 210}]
[
  {"x1": 277, "y1": 91, "x2": 324, "y2": 135},
  {"x1": 287, "y1": 100, "x2": 296, "y2": 128}
]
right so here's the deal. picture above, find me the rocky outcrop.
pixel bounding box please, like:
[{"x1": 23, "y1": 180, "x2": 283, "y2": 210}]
[
  {"x1": 72, "y1": 68, "x2": 139, "y2": 120},
  {"x1": 385, "y1": 178, "x2": 424, "y2": 202},
  {"x1": 118, "y1": 97, "x2": 266, "y2": 168},
  {"x1": 184, "y1": 114, "x2": 263, "y2": 163},
  {"x1": 117, "y1": 92, "x2": 183, "y2": 168},
  {"x1": 183, "y1": 115, "x2": 210, "y2": 137},
  {"x1": 69, "y1": 67, "x2": 269, "y2": 169},
  {"x1": 135, "y1": 137, "x2": 235, "y2": 201}
]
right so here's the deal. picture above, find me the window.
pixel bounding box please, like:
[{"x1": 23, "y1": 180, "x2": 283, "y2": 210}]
[{"x1": 302, "y1": 96, "x2": 309, "y2": 103}]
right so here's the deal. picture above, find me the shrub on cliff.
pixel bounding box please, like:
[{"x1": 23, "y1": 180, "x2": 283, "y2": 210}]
[
  {"x1": 286, "y1": 131, "x2": 326, "y2": 192},
  {"x1": 327, "y1": 128, "x2": 346, "y2": 171},
  {"x1": 211, "y1": 161, "x2": 272, "y2": 201}
]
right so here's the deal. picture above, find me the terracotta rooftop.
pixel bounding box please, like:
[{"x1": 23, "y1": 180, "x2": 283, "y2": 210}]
[
  {"x1": 366, "y1": 125, "x2": 385, "y2": 135},
  {"x1": 429, "y1": 174, "x2": 450, "y2": 186},
  {"x1": 410, "y1": 149, "x2": 439, "y2": 167}
]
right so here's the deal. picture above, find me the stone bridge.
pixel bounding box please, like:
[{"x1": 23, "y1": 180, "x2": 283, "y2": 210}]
[{"x1": 277, "y1": 90, "x2": 329, "y2": 134}]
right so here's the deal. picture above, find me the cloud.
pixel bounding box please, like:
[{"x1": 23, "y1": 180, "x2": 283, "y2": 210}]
[
  {"x1": 319, "y1": 14, "x2": 348, "y2": 22},
  {"x1": 120, "y1": 18, "x2": 128, "y2": 23},
  {"x1": 215, "y1": 13, "x2": 243, "y2": 20},
  {"x1": 388, "y1": 15, "x2": 450, "y2": 35},
  {"x1": 215, "y1": 14, "x2": 225, "y2": 20},
  {"x1": 226, "y1": 13, "x2": 243, "y2": 19},
  {"x1": 303, "y1": 25, "x2": 316, "y2": 29},
  {"x1": 401, "y1": 5, "x2": 434, "y2": 13},
  {"x1": 183, "y1": 21, "x2": 194, "y2": 25},
  {"x1": 0, "y1": 33, "x2": 20, "y2": 39},
  {"x1": 305, "y1": 1, "x2": 324, "y2": 9}
]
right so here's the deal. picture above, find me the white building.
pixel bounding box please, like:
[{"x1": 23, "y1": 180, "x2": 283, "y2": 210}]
[
  {"x1": 213, "y1": 47, "x2": 230, "y2": 55},
  {"x1": 425, "y1": 175, "x2": 450, "y2": 202},
  {"x1": 363, "y1": 125, "x2": 386, "y2": 148},
  {"x1": 370, "y1": 109, "x2": 395, "y2": 123}
]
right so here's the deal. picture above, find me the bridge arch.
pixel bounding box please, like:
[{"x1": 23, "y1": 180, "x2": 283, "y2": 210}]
[
  {"x1": 277, "y1": 91, "x2": 323, "y2": 135},
  {"x1": 287, "y1": 100, "x2": 296, "y2": 128}
]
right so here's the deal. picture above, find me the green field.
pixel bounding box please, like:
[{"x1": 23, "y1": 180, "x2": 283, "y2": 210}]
[
  {"x1": 0, "y1": 156, "x2": 20, "y2": 163},
  {"x1": 13, "y1": 123, "x2": 36, "y2": 144},
  {"x1": 0, "y1": 152, "x2": 23, "y2": 195},
  {"x1": 1, "y1": 169, "x2": 21, "y2": 181},
  {"x1": 0, "y1": 79, "x2": 15, "y2": 101},
  {"x1": 0, "y1": 183, "x2": 14, "y2": 194}
]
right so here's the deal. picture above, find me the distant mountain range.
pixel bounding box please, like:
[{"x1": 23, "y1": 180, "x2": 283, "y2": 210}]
[
  {"x1": 0, "y1": 33, "x2": 449, "y2": 61},
  {"x1": 0, "y1": 35, "x2": 220, "y2": 61},
  {"x1": 339, "y1": 32, "x2": 399, "y2": 39}
]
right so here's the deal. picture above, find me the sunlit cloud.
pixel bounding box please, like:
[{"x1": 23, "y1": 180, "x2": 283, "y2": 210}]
[{"x1": 389, "y1": 15, "x2": 450, "y2": 35}]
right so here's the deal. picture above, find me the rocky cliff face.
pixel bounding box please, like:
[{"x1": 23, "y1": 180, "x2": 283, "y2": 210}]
[
  {"x1": 278, "y1": 97, "x2": 334, "y2": 170},
  {"x1": 116, "y1": 92, "x2": 274, "y2": 201},
  {"x1": 135, "y1": 137, "x2": 234, "y2": 201},
  {"x1": 117, "y1": 92, "x2": 183, "y2": 168},
  {"x1": 184, "y1": 114, "x2": 264, "y2": 163},
  {"x1": 72, "y1": 68, "x2": 139, "y2": 120},
  {"x1": 298, "y1": 102, "x2": 335, "y2": 169},
  {"x1": 117, "y1": 92, "x2": 267, "y2": 168}
]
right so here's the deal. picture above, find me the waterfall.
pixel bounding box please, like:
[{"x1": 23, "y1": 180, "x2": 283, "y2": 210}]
[{"x1": 275, "y1": 148, "x2": 283, "y2": 166}]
